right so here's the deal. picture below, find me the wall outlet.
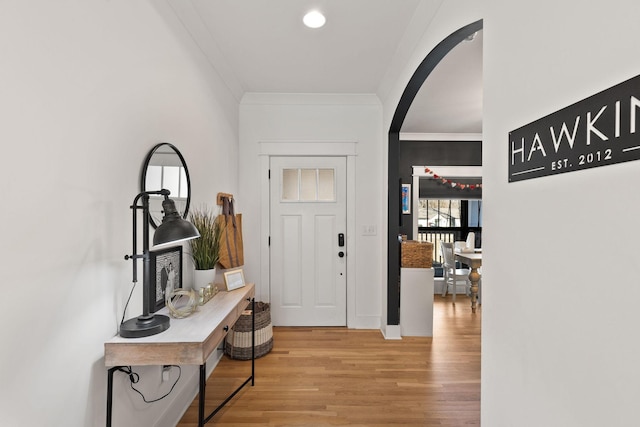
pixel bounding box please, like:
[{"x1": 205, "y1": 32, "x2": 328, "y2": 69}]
[{"x1": 162, "y1": 365, "x2": 171, "y2": 382}]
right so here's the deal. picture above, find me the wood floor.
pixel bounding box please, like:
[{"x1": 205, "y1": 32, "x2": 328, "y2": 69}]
[{"x1": 177, "y1": 295, "x2": 481, "y2": 426}]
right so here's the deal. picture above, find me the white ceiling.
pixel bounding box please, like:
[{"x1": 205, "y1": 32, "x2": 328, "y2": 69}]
[{"x1": 167, "y1": 0, "x2": 482, "y2": 134}]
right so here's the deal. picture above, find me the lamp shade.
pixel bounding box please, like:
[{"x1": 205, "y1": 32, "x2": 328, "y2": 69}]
[{"x1": 153, "y1": 197, "x2": 200, "y2": 248}]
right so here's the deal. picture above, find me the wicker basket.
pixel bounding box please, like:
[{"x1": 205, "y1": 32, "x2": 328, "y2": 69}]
[
  {"x1": 401, "y1": 241, "x2": 433, "y2": 268},
  {"x1": 225, "y1": 301, "x2": 273, "y2": 360}
]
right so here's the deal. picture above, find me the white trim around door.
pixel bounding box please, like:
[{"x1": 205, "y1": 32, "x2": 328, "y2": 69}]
[{"x1": 259, "y1": 140, "x2": 357, "y2": 328}]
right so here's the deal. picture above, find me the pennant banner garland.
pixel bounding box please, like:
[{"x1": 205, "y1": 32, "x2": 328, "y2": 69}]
[{"x1": 424, "y1": 168, "x2": 482, "y2": 190}]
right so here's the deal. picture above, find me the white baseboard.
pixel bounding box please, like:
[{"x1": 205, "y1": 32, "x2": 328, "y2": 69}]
[
  {"x1": 381, "y1": 324, "x2": 402, "y2": 340},
  {"x1": 353, "y1": 315, "x2": 382, "y2": 329}
]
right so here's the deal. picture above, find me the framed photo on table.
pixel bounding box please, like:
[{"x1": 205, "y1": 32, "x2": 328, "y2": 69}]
[
  {"x1": 149, "y1": 246, "x2": 182, "y2": 312},
  {"x1": 223, "y1": 269, "x2": 245, "y2": 291}
]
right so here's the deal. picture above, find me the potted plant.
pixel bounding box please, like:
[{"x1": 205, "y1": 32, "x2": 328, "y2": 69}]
[{"x1": 189, "y1": 206, "x2": 224, "y2": 291}]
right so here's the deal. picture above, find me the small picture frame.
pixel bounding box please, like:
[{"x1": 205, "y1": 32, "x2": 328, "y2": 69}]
[
  {"x1": 401, "y1": 183, "x2": 411, "y2": 214},
  {"x1": 223, "y1": 269, "x2": 245, "y2": 291},
  {"x1": 149, "y1": 246, "x2": 182, "y2": 312}
]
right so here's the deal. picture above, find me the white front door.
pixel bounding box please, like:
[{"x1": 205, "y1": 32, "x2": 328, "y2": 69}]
[{"x1": 270, "y1": 156, "x2": 347, "y2": 326}]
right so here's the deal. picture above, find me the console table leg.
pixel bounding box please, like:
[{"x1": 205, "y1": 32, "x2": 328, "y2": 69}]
[
  {"x1": 106, "y1": 367, "x2": 118, "y2": 427},
  {"x1": 199, "y1": 363, "x2": 206, "y2": 427},
  {"x1": 251, "y1": 297, "x2": 255, "y2": 386}
]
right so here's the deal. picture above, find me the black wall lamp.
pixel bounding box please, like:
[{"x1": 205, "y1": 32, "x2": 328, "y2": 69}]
[{"x1": 120, "y1": 189, "x2": 200, "y2": 338}]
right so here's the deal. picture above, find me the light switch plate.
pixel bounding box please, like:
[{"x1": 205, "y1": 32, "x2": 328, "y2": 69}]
[{"x1": 362, "y1": 225, "x2": 376, "y2": 236}]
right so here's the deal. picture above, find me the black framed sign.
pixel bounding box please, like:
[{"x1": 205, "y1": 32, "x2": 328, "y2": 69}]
[
  {"x1": 149, "y1": 246, "x2": 182, "y2": 313},
  {"x1": 509, "y1": 74, "x2": 640, "y2": 182}
]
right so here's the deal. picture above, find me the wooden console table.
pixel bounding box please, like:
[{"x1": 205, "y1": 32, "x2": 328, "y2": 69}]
[{"x1": 104, "y1": 283, "x2": 255, "y2": 427}]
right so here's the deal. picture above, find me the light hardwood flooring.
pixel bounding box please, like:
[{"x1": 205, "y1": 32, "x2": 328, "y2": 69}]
[{"x1": 177, "y1": 295, "x2": 481, "y2": 426}]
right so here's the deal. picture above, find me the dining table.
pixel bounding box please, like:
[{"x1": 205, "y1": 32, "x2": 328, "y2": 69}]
[{"x1": 455, "y1": 250, "x2": 482, "y2": 313}]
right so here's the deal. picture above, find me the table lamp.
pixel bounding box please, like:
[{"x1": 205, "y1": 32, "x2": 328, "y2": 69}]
[{"x1": 120, "y1": 189, "x2": 200, "y2": 338}]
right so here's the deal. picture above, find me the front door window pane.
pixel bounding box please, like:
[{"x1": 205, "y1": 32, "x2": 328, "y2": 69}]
[
  {"x1": 318, "y1": 169, "x2": 335, "y2": 201},
  {"x1": 282, "y1": 169, "x2": 298, "y2": 200},
  {"x1": 300, "y1": 169, "x2": 317, "y2": 201}
]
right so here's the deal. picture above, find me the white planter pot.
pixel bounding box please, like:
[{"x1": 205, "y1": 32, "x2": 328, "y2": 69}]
[{"x1": 193, "y1": 268, "x2": 216, "y2": 292}]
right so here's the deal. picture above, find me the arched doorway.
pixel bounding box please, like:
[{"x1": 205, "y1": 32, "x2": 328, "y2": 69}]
[{"x1": 386, "y1": 19, "x2": 483, "y2": 327}]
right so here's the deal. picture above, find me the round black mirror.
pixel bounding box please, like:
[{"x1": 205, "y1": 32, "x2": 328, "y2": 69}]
[{"x1": 140, "y1": 142, "x2": 192, "y2": 229}]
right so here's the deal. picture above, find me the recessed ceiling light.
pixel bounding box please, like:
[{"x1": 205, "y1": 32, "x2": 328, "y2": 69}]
[{"x1": 303, "y1": 10, "x2": 326, "y2": 29}]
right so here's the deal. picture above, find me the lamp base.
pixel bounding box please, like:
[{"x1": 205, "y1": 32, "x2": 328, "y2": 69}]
[{"x1": 119, "y1": 314, "x2": 170, "y2": 338}]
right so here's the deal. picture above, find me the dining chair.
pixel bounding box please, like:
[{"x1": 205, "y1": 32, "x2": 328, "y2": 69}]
[{"x1": 440, "y1": 241, "x2": 471, "y2": 304}]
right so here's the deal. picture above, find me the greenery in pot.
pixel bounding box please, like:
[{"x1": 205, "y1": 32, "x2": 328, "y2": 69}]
[{"x1": 189, "y1": 206, "x2": 224, "y2": 270}]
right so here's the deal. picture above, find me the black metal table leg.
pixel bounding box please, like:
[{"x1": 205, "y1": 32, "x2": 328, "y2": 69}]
[
  {"x1": 202, "y1": 297, "x2": 256, "y2": 424},
  {"x1": 251, "y1": 297, "x2": 255, "y2": 385},
  {"x1": 199, "y1": 363, "x2": 206, "y2": 427},
  {"x1": 106, "y1": 367, "x2": 118, "y2": 427}
]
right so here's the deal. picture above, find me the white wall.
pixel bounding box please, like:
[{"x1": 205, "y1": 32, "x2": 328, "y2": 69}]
[
  {"x1": 384, "y1": 0, "x2": 640, "y2": 425},
  {"x1": 239, "y1": 93, "x2": 384, "y2": 329},
  {"x1": 0, "y1": 1, "x2": 238, "y2": 426},
  {"x1": 482, "y1": 1, "x2": 640, "y2": 425}
]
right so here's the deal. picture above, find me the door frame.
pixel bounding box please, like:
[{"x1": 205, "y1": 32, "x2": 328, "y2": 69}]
[
  {"x1": 387, "y1": 19, "x2": 484, "y2": 329},
  {"x1": 259, "y1": 141, "x2": 357, "y2": 327}
]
